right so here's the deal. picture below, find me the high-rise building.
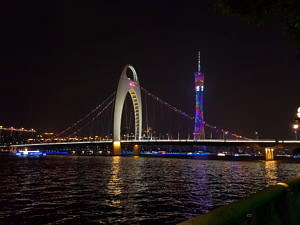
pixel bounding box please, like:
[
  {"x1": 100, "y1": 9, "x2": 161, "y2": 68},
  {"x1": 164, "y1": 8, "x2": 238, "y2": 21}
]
[{"x1": 194, "y1": 51, "x2": 205, "y2": 139}]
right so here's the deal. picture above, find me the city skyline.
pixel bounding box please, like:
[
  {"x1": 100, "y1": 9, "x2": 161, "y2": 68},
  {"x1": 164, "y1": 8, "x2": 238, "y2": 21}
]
[{"x1": 1, "y1": 0, "x2": 300, "y2": 139}]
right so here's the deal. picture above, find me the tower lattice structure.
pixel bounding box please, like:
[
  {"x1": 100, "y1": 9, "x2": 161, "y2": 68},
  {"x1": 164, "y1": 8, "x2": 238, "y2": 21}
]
[{"x1": 194, "y1": 51, "x2": 205, "y2": 139}]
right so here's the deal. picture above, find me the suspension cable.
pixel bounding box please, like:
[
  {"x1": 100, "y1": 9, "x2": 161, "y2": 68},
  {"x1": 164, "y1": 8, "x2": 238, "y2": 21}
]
[
  {"x1": 56, "y1": 91, "x2": 116, "y2": 137},
  {"x1": 141, "y1": 87, "x2": 194, "y2": 120},
  {"x1": 67, "y1": 98, "x2": 115, "y2": 137},
  {"x1": 141, "y1": 86, "x2": 248, "y2": 140}
]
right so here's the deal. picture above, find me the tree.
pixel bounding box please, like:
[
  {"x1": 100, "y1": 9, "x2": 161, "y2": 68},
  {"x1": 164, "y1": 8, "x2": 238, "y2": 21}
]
[{"x1": 214, "y1": 0, "x2": 300, "y2": 42}]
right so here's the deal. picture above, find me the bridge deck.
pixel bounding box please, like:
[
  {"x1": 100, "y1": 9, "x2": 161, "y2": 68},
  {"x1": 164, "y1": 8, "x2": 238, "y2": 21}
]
[{"x1": 10, "y1": 139, "x2": 300, "y2": 148}]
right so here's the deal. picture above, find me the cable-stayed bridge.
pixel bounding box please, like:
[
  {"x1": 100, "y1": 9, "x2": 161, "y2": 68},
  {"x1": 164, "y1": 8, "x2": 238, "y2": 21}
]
[{"x1": 11, "y1": 64, "x2": 300, "y2": 160}]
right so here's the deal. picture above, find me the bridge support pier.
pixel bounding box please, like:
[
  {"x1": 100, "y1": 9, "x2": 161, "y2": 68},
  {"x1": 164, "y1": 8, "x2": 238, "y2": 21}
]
[
  {"x1": 10, "y1": 146, "x2": 17, "y2": 153},
  {"x1": 133, "y1": 144, "x2": 140, "y2": 156},
  {"x1": 113, "y1": 141, "x2": 122, "y2": 156},
  {"x1": 265, "y1": 147, "x2": 274, "y2": 161}
]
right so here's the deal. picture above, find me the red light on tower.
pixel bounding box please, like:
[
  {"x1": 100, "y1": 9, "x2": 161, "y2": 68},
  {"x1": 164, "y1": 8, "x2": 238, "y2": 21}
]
[{"x1": 129, "y1": 81, "x2": 136, "y2": 87}]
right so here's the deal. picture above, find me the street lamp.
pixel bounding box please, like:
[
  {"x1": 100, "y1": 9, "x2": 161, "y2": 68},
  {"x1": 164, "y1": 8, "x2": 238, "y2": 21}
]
[
  {"x1": 254, "y1": 131, "x2": 259, "y2": 140},
  {"x1": 293, "y1": 123, "x2": 298, "y2": 140},
  {"x1": 224, "y1": 131, "x2": 228, "y2": 140},
  {"x1": 297, "y1": 107, "x2": 300, "y2": 118},
  {"x1": 293, "y1": 107, "x2": 300, "y2": 140}
]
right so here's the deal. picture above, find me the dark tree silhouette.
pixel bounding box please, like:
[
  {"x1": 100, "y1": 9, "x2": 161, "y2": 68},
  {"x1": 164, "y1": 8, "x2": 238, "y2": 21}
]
[{"x1": 214, "y1": 0, "x2": 300, "y2": 42}]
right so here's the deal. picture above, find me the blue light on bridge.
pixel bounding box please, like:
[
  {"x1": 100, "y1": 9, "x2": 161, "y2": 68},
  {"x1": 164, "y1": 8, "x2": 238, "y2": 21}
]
[
  {"x1": 233, "y1": 154, "x2": 252, "y2": 157},
  {"x1": 121, "y1": 152, "x2": 133, "y2": 155},
  {"x1": 45, "y1": 152, "x2": 69, "y2": 155},
  {"x1": 139, "y1": 152, "x2": 212, "y2": 156}
]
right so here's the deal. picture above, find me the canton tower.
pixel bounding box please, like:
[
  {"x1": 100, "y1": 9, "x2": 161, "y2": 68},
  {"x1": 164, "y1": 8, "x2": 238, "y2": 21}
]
[{"x1": 193, "y1": 51, "x2": 205, "y2": 139}]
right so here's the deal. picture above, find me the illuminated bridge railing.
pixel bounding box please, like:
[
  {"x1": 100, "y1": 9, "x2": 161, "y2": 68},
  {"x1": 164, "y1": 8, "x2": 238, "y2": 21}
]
[
  {"x1": 10, "y1": 139, "x2": 300, "y2": 148},
  {"x1": 178, "y1": 175, "x2": 300, "y2": 225}
]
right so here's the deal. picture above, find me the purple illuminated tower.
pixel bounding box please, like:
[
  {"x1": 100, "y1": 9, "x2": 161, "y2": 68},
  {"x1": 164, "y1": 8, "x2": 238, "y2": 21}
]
[{"x1": 194, "y1": 51, "x2": 205, "y2": 139}]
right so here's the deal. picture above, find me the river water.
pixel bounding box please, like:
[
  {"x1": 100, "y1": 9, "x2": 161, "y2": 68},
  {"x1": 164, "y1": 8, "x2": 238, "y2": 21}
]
[{"x1": 0, "y1": 155, "x2": 300, "y2": 225}]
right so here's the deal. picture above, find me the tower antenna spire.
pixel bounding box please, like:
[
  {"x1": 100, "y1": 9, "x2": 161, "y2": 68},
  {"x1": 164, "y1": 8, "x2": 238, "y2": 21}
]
[{"x1": 198, "y1": 51, "x2": 201, "y2": 73}]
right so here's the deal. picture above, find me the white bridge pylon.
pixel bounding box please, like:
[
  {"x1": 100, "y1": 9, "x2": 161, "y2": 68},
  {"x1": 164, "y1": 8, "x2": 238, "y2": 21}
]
[{"x1": 113, "y1": 64, "x2": 142, "y2": 142}]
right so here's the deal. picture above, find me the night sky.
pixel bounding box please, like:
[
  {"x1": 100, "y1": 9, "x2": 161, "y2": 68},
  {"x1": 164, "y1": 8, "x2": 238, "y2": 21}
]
[{"x1": 1, "y1": 0, "x2": 300, "y2": 139}]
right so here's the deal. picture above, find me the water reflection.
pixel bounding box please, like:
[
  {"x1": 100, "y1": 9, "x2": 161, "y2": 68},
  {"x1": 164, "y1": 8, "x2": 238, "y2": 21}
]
[
  {"x1": 108, "y1": 156, "x2": 122, "y2": 206},
  {"x1": 1, "y1": 156, "x2": 300, "y2": 225},
  {"x1": 264, "y1": 160, "x2": 278, "y2": 185},
  {"x1": 193, "y1": 162, "x2": 213, "y2": 211}
]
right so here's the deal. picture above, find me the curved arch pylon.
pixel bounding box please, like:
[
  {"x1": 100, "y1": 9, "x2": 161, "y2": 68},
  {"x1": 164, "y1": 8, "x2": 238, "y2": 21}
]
[{"x1": 113, "y1": 64, "x2": 142, "y2": 155}]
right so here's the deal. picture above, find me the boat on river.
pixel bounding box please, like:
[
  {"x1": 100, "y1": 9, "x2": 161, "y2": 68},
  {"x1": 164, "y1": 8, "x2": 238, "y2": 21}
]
[{"x1": 14, "y1": 148, "x2": 46, "y2": 157}]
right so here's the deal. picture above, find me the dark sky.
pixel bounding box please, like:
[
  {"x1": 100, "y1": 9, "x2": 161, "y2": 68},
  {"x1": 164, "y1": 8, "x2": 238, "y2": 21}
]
[{"x1": 1, "y1": 0, "x2": 300, "y2": 139}]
